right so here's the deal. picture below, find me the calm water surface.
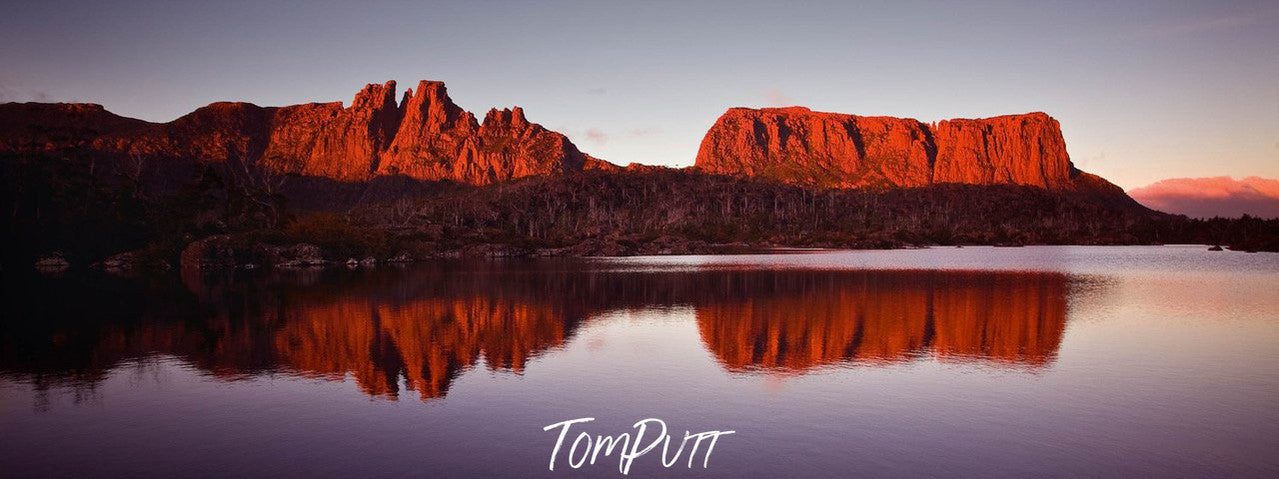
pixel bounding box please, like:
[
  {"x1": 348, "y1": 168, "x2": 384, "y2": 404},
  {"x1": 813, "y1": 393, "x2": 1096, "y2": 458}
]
[{"x1": 2, "y1": 246, "x2": 1277, "y2": 477}]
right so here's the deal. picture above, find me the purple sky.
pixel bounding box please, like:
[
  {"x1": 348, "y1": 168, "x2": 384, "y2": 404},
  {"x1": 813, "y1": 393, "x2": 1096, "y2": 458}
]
[{"x1": 1, "y1": 0, "x2": 1276, "y2": 189}]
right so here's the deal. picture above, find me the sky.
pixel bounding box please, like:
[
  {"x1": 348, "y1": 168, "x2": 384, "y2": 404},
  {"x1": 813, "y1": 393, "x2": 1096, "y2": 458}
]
[
  {"x1": 1129, "y1": 176, "x2": 1279, "y2": 218},
  {"x1": 1, "y1": 0, "x2": 1276, "y2": 190}
]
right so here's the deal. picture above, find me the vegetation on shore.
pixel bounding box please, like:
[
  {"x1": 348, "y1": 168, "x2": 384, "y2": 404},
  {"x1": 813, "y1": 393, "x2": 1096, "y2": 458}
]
[{"x1": 3, "y1": 152, "x2": 1277, "y2": 272}]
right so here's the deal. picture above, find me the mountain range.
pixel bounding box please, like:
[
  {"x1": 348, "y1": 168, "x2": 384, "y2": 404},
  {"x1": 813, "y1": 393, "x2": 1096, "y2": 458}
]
[
  {"x1": 0, "y1": 79, "x2": 1124, "y2": 194},
  {"x1": 2, "y1": 80, "x2": 1275, "y2": 268},
  {"x1": 0, "y1": 80, "x2": 615, "y2": 185}
]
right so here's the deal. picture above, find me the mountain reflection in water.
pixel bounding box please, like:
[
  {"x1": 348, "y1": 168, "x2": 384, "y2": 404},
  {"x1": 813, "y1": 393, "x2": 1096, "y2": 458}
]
[
  {"x1": 698, "y1": 271, "x2": 1067, "y2": 371},
  {"x1": 1, "y1": 262, "x2": 1069, "y2": 401}
]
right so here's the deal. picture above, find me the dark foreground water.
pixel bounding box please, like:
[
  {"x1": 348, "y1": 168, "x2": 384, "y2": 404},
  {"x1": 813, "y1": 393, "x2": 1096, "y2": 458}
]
[{"x1": 2, "y1": 246, "x2": 1277, "y2": 478}]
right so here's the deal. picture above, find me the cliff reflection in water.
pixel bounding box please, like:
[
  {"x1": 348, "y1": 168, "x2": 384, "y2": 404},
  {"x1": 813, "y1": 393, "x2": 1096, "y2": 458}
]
[
  {"x1": 1, "y1": 263, "x2": 1069, "y2": 400},
  {"x1": 697, "y1": 271, "x2": 1067, "y2": 371}
]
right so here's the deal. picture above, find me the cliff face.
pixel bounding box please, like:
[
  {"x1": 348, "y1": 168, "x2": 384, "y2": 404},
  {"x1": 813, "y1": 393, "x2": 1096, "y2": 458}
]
[
  {"x1": 374, "y1": 83, "x2": 590, "y2": 183},
  {"x1": 695, "y1": 107, "x2": 1088, "y2": 190},
  {"x1": 2, "y1": 88, "x2": 1115, "y2": 192},
  {"x1": 0, "y1": 80, "x2": 600, "y2": 184},
  {"x1": 2, "y1": 85, "x2": 1139, "y2": 198},
  {"x1": 931, "y1": 113, "x2": 1072, "y2": 188}
]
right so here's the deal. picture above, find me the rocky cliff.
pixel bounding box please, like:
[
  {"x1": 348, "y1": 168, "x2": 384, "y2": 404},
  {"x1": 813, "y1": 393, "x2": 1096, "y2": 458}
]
[
  {"x1": 695, "y1": 107, "x2": 1104, "y2": 191},
  {"x1": 0, "y1": 80, "x2": 604, "y2": 184},
  {"x1": 3, "y1": 87, "x2": 1122, "y2": 193}
]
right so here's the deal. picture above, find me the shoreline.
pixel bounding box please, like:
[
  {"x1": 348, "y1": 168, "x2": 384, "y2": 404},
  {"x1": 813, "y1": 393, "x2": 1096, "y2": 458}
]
[{"x1": 29, "y1": 241, "x2": 1272, "y2": 277}]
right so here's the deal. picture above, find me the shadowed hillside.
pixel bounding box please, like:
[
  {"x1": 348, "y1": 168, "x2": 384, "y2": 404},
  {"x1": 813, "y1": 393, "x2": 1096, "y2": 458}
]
[{"x1": 4, "y1": 152, "x2": 1277, "y2": 271}]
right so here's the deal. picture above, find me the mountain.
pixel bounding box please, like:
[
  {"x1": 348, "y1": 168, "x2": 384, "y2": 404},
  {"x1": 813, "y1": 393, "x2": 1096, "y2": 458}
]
[
  {"x1": 1129, "y1": 176, "x2": 1279, "y2": 219},
  {"x1": 5, "y1": 82, "x2": 1277, "y2": 268},
  {"x1": 0, "y1": 86, "x2": 1125, "y2": 195},
  {"x1": 0, "y1": 80, "x2": 612, "y2": 185},
  {"x1": 694, "y1": 107, "x2": 1118, "y2": 193}
]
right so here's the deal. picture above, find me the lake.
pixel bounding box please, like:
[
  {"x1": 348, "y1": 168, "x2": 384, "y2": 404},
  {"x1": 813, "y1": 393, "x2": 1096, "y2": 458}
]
[{"x1": 2, "y1": 246, "x2": 1277, "y2": 477}]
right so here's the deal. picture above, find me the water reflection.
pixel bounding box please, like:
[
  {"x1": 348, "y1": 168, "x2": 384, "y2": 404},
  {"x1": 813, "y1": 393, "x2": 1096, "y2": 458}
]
[
  {"x1": 697, "y1": 271, "x2": 1067, "y2": 372},
  {"x1": 1, "y1": 263, "x2": 1070, "y2": 401}
]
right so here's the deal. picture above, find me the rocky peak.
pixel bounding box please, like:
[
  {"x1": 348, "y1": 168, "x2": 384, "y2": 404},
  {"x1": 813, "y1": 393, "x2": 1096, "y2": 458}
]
[
  {"x1": 481, "y1": 107, "x2": 533, "y2": 132},
  {"x1": 364, "y1": 81, "x2": 589, "y2": 184},
  {"x1": 398, "y1": 80, "x2": 476, "y2": 135},
  {"x1": 350, "y1": 81, "x2": 398, "y2": 110},
  {"x1": 347, "y1": 81, "x2": 402, "y2": 150}
]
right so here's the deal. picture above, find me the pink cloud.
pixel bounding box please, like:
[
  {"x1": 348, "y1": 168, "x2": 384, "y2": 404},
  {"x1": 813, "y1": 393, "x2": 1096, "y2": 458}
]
[
  {"x1": 762, "y1": 89, "x2": 793, "y2": 107},
  {"x1": 584, "y1": 128, "x2": 608, "y2": 144},
  {"x1": 1128, "y1": 176, "x2": 1279, "y2": 219}
]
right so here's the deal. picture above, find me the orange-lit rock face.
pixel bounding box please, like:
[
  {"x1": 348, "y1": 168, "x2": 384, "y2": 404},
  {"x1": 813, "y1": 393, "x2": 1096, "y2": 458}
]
[
  {"x1": 696, "y1": 271, "x2": 1068, "y2": 371},
  {"x1": 0, "y1": 80, "x2": 597, "y2": 184},
  {"x1": 375, "y1": 85, "x2": 590, "y2": 183},
  {"x1": 260, "y1": 81, "x2": 402, "y2": 181},
  {"x1": 695, "y1": 108, "x2": 1079, "y2": 189},
  {"x1": 932, "y1": 114, "x2": 1072, "y2": 188}
]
